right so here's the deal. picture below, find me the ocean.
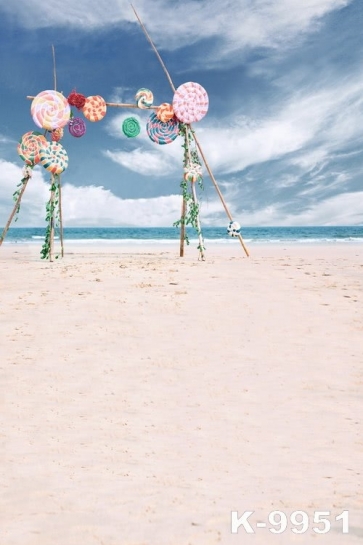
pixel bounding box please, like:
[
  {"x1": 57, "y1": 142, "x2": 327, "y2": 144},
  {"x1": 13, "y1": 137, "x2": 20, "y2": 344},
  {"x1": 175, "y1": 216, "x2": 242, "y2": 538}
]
[{"x1": 1, "y1": 226, "x2": 362, "y2": 245}]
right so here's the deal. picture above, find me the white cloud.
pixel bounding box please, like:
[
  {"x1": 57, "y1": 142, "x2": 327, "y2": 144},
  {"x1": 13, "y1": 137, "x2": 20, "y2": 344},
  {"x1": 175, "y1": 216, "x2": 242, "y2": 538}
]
[
  {"x1": 192, "y1": 75, "x2": 363, "y2": 176},
  {"x1": 237, "y1": 191, "x2": 363, "y2": 226},
  {"x1": 0, "y1": 160, "x2": 204, "y2": 227},
  {"x1": 0, "y1": 161, "x2": 49, "y2": 226},
  {"x1": 62, "y1": 183, "x2": 183, "y2": 226},
  {"x1": 0, "y1": 0, "x2": 352, "y2": 61},
  {"x1": 104, "y1": 148, "x2": 178, "y2": 176},
  {"x1": 1, "y1": 160, "x2": 361, "y2": 228}
]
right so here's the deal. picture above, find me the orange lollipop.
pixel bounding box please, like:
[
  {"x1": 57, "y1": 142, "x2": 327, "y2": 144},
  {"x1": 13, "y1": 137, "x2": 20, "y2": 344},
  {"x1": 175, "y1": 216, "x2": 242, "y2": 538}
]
[{"x1": 82, "y1": 95, "x2": 107, "y2": 122}]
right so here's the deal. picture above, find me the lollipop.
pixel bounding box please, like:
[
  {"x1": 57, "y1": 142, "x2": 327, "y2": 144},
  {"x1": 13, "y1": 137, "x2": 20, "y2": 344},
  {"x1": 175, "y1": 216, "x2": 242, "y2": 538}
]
[
  {"x1": 17, "y1": 131, "x2": 48, "y2": 165},
  {"x1": 135, "y1": 88, "x2": 153, "y2": 109},
  {"x1": 39, "y1": 141, "x2": 69, "y2": 175},
  {"x1": 67, "y1": 90, "x2": 86, "y2": 110},
  {"x1": 227, "y1": 221, "x2": 241, "y2": 238},
  {"x1": 68, "y1": 117, "x2": 86, "y2": 138},
  {"x1": 146, "y1": 113, "x2": 180, "y2": 145},
  {"x1": 156, "y1": 103, "x2": 175, "y2": 122},
  {"x1": 184, "y1": 163, "x2": 203, "y2": 183},
  {"x1": 31, "y1": 90, "x2": 71, "y2": 131},
  {"x1": 172, "y1": 82, "x2": 209, "y2": 124},
  {"x1": 82, "y1": 95, "x2": 107, "y2": 122},
  {"x1": 51, "y1": 128, "x2": 64, "y2": 142},
  {"x1": 122, "y1": 117, "x2": 141, "y2": 138}
]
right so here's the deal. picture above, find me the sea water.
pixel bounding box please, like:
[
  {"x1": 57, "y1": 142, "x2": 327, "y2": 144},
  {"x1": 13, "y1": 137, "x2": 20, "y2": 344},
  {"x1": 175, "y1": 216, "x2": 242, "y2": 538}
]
[{"x1": 1, "y1": 226, "x2": 363, "y2": 245}]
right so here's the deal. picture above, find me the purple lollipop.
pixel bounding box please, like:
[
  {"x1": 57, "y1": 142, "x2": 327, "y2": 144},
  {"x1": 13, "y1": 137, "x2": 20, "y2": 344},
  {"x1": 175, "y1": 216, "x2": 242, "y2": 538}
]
[{"x1": 68, "y1": 116, "x2": 86, "y2": 138}]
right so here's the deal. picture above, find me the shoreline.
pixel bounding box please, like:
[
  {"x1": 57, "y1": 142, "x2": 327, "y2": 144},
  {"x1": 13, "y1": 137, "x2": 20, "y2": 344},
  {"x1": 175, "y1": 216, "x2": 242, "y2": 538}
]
[{"x1": 1, "y1": 240, "x2": 362, "y2": 259}]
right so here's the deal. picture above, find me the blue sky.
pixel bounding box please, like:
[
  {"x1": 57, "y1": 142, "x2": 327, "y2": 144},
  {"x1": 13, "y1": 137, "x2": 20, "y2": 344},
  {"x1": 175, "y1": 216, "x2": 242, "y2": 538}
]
[{"x1": 0, "y1": 0, "x2": 362, "y2": 227}]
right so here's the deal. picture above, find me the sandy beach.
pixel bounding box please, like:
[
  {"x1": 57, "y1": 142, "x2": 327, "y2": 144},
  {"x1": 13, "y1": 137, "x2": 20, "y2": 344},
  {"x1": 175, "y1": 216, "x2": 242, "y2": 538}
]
[{"x1": 0, "y1": 242, "x2": 362, "y2": 544}]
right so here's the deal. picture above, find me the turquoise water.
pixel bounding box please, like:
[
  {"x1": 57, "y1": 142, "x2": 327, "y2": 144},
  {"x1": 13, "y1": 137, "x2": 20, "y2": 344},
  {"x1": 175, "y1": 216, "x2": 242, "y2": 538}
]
[{"x1": 1, "y1": 226, "x2": 362, "y2": 244}]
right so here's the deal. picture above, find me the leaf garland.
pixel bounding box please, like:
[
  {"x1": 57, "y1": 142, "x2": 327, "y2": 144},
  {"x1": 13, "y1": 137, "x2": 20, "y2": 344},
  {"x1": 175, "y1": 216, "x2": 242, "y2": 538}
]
[
  {"x1": 173, "y1": 124, "x2": 205, "y2": 251},
  {"x1": 40, "y1": 176, "x2": 61, "y2": 260}
]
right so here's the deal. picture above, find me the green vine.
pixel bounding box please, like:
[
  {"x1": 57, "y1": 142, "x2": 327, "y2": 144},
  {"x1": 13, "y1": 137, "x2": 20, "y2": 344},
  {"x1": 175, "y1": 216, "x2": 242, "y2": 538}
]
[
  {"x1": 40, "y1": 176, "x2": 60, "y2": 260},
  {"x1": 173, "y1": 124, "x2": 205, "y2": 251}
]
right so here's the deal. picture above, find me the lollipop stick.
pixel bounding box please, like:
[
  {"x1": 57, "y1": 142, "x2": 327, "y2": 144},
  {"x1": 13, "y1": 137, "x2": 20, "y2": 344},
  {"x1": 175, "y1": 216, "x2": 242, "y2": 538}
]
[
  {"x1": 0, "y1": 176, "x2": 30, "y2": 247},
  {"x1": 49, "y1": 175, "x2": 56, "y2": 262},
  {"x1": 190, "y1": 182, "x2": 205, "y2": 261},
  {"x1": 52, "y1": 44, "x2": 57, "y2": 91},
  {"x1": 179, "y1": 198, "x2": 186, "y2": 257},
  {"x1": 58, "y1": 176, "x2": 65, "y2": 257},
  {"x1": 185, "y1": 126, "x2": 205, "y2": 260}
]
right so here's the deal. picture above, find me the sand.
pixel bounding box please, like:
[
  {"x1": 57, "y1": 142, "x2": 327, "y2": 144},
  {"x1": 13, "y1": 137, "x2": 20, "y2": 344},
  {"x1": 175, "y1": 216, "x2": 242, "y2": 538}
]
[{"x1": 0, "y1": 242, "x2": 362, "y2": 544}]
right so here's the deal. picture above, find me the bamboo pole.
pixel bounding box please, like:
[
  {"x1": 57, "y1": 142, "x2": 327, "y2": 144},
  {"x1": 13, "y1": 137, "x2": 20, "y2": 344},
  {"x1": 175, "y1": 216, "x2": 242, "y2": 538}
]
[
  {"x1": 49, "y1": 175, "x2": 55, "y2": 262},
  {"x1": 184, "y1": 126, "x2": 205, "y2": 260},
  {"x1": 26, "y1": 96, "x2": 161, "y2": 110},
  {"x1": 131, "y1": 5, "x2": 249, "y2": 257},
  {"x1": 58, "y1": 176, "x2": 64, "y2": 257},
  {"x1": 190, "y1": 182, "x2": 205, "y2": 260},
  {"x1": 0, "y1": 176, "x2": 30, "y2": 247},
  {"x1": 192, "y1": 131, "x2": 249, "y2": 257},
  {"x1": 179, "y1": 198, "x2": 186, "y2": 257},
  {"x1": 131, "y1": 5, "x2": 176, "y2": 93}
]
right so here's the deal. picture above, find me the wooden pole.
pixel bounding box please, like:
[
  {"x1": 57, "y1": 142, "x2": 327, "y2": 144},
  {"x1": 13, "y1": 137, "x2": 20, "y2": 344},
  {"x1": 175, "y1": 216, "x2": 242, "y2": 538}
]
[
  {"x1": 51, "y1": 45, "x2": 65, "y2": 259},
  {"x1": 49, "y1": 175, "x2": 55, "y2": 262},
  {"x1": 131, "y1": 5, "x2": 176, "y2": 93},
  {"x1": 58, "y1": 175, "x2": 64, "y2": 257},
  {"x1": 190, "y1": 182, "x2": 205, "y2": 260},
  {"x1": 184, "y1": 126, "x2": 205, "y2": 260},
  {"x1": 179, "y1": 198, "x2": 186, "y2": 257},
  {"x1": 192, "y1": 131, "x2": 249, "y2": 257},
  {"x1": 52, "y1": 44, "x2": 57, "y2": 91},
  {"x1": 26, "y1": 96, "x2": 161, "y2": 110},
  {"x1": 0, "y1": 176, "x2": 30, "y2": 247}
]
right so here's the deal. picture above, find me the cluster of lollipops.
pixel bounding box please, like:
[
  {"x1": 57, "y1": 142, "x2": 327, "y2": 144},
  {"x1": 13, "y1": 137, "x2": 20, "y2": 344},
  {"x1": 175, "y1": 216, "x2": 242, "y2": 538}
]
[
  {"x1": 17, "y1": 89, "x2": 109, "y2": 176},
  {"x1": 122, "y1": 81, "x2": 209, "y2": 148},
  {"x1": 122, "y1": 82, "x2": 208, "y2": 187},
  {"x1": 16, "y1": 82, "x2": 209, "y2": 179}
]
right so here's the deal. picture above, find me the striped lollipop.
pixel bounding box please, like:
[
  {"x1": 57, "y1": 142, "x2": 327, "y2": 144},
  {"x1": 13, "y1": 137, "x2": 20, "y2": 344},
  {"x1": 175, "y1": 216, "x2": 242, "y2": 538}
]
[
  {"x1": 156, "y1": 103, "x2": 175, "y2": 123},
  {"x1": 31, "y1": 90, "x2": 71, "y2": 131},
  {"x1": 17, "y1": 131, "x2": 47, "y2": 165},
  {"x1": 68, "y1": 117, "x2": 86, "y2": 138},
  {"x1": 146, "y1": 113, "x2": 180, "y2": 145},
  {"x1": 39, "y1": 141, "x2": 69, "y2": 175},
  {"x1": 122, "y1": 117, "x2": 141, "y2": 138},
  {"x1": 82, "y1": 95, "x2": 107, "y2": 122},
  {"x1": 135, "y1": 88, "x2": 153, "y2": 109},
  {"x1": 172, "y1": 82, "x2": 209, "y2": 124}
]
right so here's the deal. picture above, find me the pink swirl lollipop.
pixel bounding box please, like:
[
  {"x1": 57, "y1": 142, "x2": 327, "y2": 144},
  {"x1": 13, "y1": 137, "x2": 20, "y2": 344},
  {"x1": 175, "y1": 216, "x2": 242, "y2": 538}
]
[
  {"x1": 31, "y1": 90, "x2": 71, "y2": 131},
  {"x1": 17, "y1": 131, "x2": 48, "y2": 165},
  {"x1": 82, "y1": 95, "x2": 107, "y2": 122},
  {"x1": 172, "y1": 82, "x2": 209, "y2": 124},
  {"x1": 39, "y1": 141, "x2": 69, "y2": 175},
  {"x1": 68, "y1": 116, "x2": 86, "y2": 137}
]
